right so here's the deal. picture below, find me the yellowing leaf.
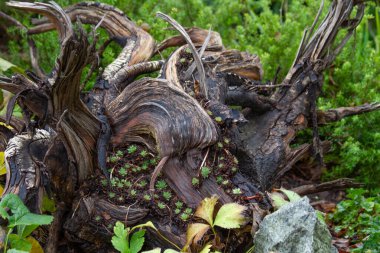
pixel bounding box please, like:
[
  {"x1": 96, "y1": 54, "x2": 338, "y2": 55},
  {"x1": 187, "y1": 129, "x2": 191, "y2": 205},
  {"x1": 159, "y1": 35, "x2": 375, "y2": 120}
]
[
  {"x1": 184, "y1": 223, "x2": 210, "y2": 250},
  {"x1": 279, "y1": 188, "x2": 301, "y2": 202},
  {"x1": 0, "y1": 152, "x2": 6, "y2": 176},
  {"x1": 269, "y1": 192, "x2": 289, "y2": 210},
  {"x1": 213, "y1": 203, "x2": 247, "y2": 229},
  {"x1": 27, "y1": 236, "x2": 44, "y2": 253},
  {"x1": 199, "y1": 243, "x2": 212, "y2": 253},
  {"x1": 194, "y1": 195, "x2": 219, "y2": 226},
  {"x1": 0, "y1": 185, "x2": 3, "y2": 196}
]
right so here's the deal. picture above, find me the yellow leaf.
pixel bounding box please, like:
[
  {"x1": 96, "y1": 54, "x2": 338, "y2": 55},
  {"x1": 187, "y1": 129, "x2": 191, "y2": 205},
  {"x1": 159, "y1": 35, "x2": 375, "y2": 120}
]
[
  {"x1": 0, "y1": 152, "x2": 6, "y2": 176},
  {"x1": 199, "y1": 243, "x2": 212, "y2": 253},
  {"x1": 183, "y1": 223, "x2": 210, "y2": 251},
  {"x1": 213, "y1": 203, "x2": 248, "y2": 229},
  {"x1": 194, "y1": 195, "x2": 219, "y2": 226},
  {"x1": 27, "y1": 236, "x2": 44, "y2": 253},
  {"x1": 0, "y1": 185, "x2": 3, "y2": 196}
]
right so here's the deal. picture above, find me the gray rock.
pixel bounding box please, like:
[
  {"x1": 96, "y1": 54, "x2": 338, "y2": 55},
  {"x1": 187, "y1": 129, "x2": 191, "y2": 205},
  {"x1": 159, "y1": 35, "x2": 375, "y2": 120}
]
[{"x1": 253, "y1": 197, "x2": 335, "y2": 253}]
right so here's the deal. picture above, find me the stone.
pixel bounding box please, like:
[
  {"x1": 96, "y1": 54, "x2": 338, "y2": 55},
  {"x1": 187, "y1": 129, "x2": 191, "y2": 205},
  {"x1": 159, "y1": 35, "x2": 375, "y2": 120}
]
[{"x1": 253, "y1": 197, "x2": 336, "y2": 253}]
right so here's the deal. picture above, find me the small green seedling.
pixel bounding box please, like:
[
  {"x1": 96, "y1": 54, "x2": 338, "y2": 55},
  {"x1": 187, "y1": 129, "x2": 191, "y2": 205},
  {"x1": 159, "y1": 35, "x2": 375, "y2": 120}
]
[
  {"x1": 175, "y1": 201, "x2": 183, "y2": 209},
  {"x1": 127, "y1": 145, "x2": 138, "y2": 154},
  {"x1": 156, "y1": 180, "x2": 168, "y2": 190},
  {"x1": 157, "y1": 202, "x2": 166, "y2": 209},
  {"x1": 192, "y1": 177, "x2": 200, "y2": 186},
  {"x1": 140, "y1": 150, "x2": 148, "y2": 157},
  {"x1": 162, "y1": 191, "x2": 172, "y2": 201},
  {"x1": 201, "y1": 167, "x2": 211, "y2": 178}
]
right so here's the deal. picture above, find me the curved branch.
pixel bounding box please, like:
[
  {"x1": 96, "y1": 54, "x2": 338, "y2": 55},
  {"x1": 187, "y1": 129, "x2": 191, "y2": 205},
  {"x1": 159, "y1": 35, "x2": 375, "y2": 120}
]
[{"x1": 317, "y1": 102, "x2": 380, "y2": 125}]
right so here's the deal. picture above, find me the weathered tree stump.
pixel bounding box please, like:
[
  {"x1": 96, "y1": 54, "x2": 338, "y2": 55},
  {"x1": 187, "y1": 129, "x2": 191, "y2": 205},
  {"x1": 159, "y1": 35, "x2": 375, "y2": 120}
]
[{"x1": 0, "y1": 0, "x2": 377, "y2": 252}]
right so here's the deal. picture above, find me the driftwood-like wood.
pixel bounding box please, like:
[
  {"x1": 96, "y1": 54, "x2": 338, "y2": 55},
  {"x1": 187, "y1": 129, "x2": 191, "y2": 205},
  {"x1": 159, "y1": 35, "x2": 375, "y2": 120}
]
[{"x1": 0, "y1": 0, "x2": 378, "y2": 252}]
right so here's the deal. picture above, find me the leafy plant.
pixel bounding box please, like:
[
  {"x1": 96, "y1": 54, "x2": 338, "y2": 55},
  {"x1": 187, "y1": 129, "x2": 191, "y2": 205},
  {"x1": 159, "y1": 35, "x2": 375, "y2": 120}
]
[
  {"x1": 191, "y1": 177, "x2": 199, "y2": 186},
  {"x1": 184, "y1": 195, "x2": 247, "y2": 251},
  {"x1": 328, "y1": 188, "x2": 380, "y2": 252},
  {"x1": 0, "y1": 194, "x2": 53, "y2": 252},
  {"x1": 162, "y1": 191, "x2": 172, "y2": 201},
  {"x1": 200, "y1": 167, "x2": 211, "y2": 179},
  {"x1": 111, "y1": 221, "x2": 181, "y2": 253},
  {"x1": 111, "y1": 221, "x2": 146, "y2": 253},
  {"x1": 155, "y1": 180, "x2": 167, "y2": 190},
  {"x1": 127, "y1": 145, "x2": 138, "y2": 154}
]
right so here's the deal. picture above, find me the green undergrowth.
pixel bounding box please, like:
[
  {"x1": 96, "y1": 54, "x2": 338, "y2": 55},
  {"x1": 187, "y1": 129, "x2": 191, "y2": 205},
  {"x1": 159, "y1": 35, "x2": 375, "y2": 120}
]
[{"x1": 328, "y1": 188, "x2": 380, "y2": 252}]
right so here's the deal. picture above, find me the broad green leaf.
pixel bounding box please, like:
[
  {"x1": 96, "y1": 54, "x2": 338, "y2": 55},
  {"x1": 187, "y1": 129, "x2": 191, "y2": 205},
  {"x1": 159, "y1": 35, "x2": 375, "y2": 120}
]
[
  {"x1": 184, "y1": 223, "x2": 210, "y2": 250},
  {"x1": 194, "y1": 195, "x2": 219, "y2": 226},
  {"x1": 199, "y1": 244, "x2": 212, "y2": 253},
  {"x1": 8, "y1": 234, "x2": 32, "y2": 252},
  {"x1": 27, "y1": 236, "x2": 44, "y2": 253},
  {"x1": 268, "y1": 192, "x2": 289, "y2": 210},
  {"x1": 111, "y1": 221, "x2": 130, "y2": 253},
  {"x1": 141, "y1": 249, "x2": 161, "y2": 253},
  {"x1": 163, "y1": 250, "x2": 180, "y2": 253},
  {"x1": 130, "y1": 229, "x2": 145, "y2": 253},
  {"x1": 213, "y1": 203, "x2": 247, "y2": 229},
  {"x1": 21, "y1": 224, "x2": 39, "y2": 238},
  {"x1": 0, "y1": 194, "x2": 29, "y2": 227},
  {"x1": 279, "y1": 188, "x2": 301, "y2": 202},
  {"x1": 15, "y1": 213, "x2": 53, "y2": 226}
]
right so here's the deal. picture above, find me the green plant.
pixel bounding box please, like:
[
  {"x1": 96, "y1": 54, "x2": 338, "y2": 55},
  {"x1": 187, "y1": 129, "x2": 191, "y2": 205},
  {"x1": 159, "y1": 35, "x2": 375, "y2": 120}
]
[
  {"x1": 232, "y1": 188, "x2": 242, "y2": 195},
  {"x1": 184, "y1": 208, "x2": 192, "y2": 215},
  {"x1": 162, "y1": 191, "x2": 172, "y2": 201},
  {"x1": 183, "y1": 195, "x2": 247, "y2": 252},
  {"x1": 174, "y1": 209, "x2": 181, "y2": 215},
  {"x1": 110, "y1": 156, "x2": 119, "y2": 163},
  {"x1": 328, "y1": 189, "x2": 380, "y2": 252},
  {"x1": 119, "y1": 167, "x2": 127, "y2": 176},
  {"x1": 130, "y1": 189, "x2": 137, "y2": 196},
  {"x1": 175, "y1": 201, "x2": 183, "y2": 209},
  {"x1": 140, "y1": 150, "x2": 148, "y2": 157},
  {"x1": 138, "y1": 180, "x2": 147, "y2": 188},
  {"x1": 0, "y1": 194, "x2": 53, "y2": 252},
  {"x1": 143, "y1": 194, "x2": 151, "y2": 201},
  {"x1": 101, "y1": 179, "x2": 108, "y2": 186},
  {"x1": 111, "y1": 221, "x2": 180, "y2": 253},
  {"x1": 127, "y1": 145, "x2": 138, "y2": 154},
  {"x1": 116, "y1": 150, "x2": 124, "y2": 157},
  {"x1": 109, "y1": 192, "x2": 116, "y2": 199},
  {"x1": 191, "y1": 177, "x2": 199, "y2": 186},
  {"x1": 157, "y1": 202, "x2": 166, "y2": 209},
  {"x1": 200, "y1": 167, "x2": 211, "y2": 179},
  {"x1": 94, "y1": 215, "x2": 102, "y2": 222},
  {"x1": 180, "y1": 213, "x2": 190, "y2": 221},
  {"x1": 155, "y1": 180, "x2": 167, "y2": 190},
  {"x1": 216, "y1": 176, "x2": 223, "y2": 184}
]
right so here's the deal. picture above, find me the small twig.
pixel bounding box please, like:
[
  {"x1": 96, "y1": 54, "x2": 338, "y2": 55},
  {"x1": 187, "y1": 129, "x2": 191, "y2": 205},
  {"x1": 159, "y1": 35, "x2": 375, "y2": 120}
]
[
  {"x1": 156, "y1": 12, "x2": 208, "y2": 99},
  {"x1": 197, "y1": 148, "x2": 210, "y2": 177},
  {"x1": 184, "y1": 27, "x2": 212, "y2": 79},
  {"x1": 149, "y1": 156, "x2": 169, "y2": 192}
]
